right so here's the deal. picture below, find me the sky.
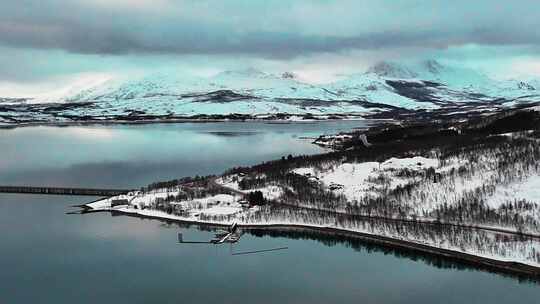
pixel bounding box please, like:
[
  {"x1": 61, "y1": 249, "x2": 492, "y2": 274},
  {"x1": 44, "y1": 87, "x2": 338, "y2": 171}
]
[{"x1": 1, "y1": 0, "x2": 540, "y2": 96}]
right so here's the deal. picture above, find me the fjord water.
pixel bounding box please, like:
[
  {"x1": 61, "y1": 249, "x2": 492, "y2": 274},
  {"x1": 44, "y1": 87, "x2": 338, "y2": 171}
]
[
  {"x1": 0, "y1": 121, "x2": 355, "y2": 188},
  {"x1": 1, "y1": 122, "x2": 539, "y2": 303}
]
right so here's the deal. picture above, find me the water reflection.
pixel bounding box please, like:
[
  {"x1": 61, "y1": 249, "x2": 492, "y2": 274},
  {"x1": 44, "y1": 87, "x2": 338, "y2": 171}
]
[
  {"x1": 2, "y1": 121, "x2": 366, "y2": 188},
  {"x1": 2, "y1": 121, "x2": 540, "y2": 303},
  {"x1": 92, "y1": 209, "x2": 540, "y2": 284},
  {"x1": 2, "y1": 194, "x2": 540, "y2": 304}
]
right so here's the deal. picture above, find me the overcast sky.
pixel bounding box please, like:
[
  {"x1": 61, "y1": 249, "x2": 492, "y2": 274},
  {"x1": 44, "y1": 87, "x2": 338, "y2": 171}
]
[{"x1": 2, "y1": 0, "x2": 540, "y2": 94}]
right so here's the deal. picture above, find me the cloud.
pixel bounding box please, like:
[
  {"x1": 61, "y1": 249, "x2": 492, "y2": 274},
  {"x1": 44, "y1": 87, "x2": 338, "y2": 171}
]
[
  {"x1": 2, "y1": 0, "x2": 540, "y2": 92},
  {"x1": 1, "y1": 20, "x2": 538, "y2": 59},
  {"x1": 1, "y1": 1, "x2": 539, "y2": 58}
]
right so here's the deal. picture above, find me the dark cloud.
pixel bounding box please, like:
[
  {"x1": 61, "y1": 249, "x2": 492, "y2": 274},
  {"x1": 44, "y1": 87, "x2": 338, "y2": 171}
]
[
  {"x1": 2, "y1": 20, "x2": 539, "y2": 59},
  {"x1": 0, "y1": 21, "x2": 140, "y2": 55},
  {"x1": 1, "y1": 1, "x2": 540, "y2": 58}
]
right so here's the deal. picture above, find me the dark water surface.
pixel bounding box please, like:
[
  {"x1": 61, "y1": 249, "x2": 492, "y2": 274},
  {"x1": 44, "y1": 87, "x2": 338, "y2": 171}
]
[
  {"x1": 0, "y1": 121, "x2": 362, "y2": 188},
  {"x1": 1, "y1": 122, "x2": 539, "y2": 303}
]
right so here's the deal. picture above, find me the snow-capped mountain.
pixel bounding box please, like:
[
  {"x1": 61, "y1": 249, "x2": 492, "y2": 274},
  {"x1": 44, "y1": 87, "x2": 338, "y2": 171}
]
[
  {"x1": 11, "y1": 60, "x2": 540, "y2": 107},
  {"x1": 64, "y1": 60, "x2": 539, "y2": 107},
  {"x1": 366, "y1": 61, "x2": 418, "y2": 79},
  {"x1": 2, "y1": 60, "x2": 540, "y2": 125}
]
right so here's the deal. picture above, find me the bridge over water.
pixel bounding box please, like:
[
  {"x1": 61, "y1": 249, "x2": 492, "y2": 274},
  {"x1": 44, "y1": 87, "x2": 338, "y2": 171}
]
[{"x1": 0, "y1": 186, "x2": 133, "y2": 196}]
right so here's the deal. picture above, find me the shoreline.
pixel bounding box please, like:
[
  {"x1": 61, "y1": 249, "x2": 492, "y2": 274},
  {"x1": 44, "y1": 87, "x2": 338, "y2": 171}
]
[
  {"x1": 84, "y1": 206, "x2": 540, "y2": 279},
  {"x1": 0, "y1": 116, "x2": 385, "y2": 130},
  {"x1": 272, "y1": 202, "x2": 540, "y2": 240}
]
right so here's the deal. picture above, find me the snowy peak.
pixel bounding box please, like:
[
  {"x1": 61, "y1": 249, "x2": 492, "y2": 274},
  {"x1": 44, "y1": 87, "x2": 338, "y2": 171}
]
[
  {"x1": 366, "y1": 61, "x2": 418, "y2": 79},
  {"x1": 422, "y1": 59, "x2": 445, "y2": 74},
  {"x1": 414, "y1": 60, "x2": 493, "y2": 89},
  {"x1": 365, "y1": 59, "x2": 492, "y2": 89},
  {"x1": 281, "y1": 71, "x2": 297, "y2": 80}
]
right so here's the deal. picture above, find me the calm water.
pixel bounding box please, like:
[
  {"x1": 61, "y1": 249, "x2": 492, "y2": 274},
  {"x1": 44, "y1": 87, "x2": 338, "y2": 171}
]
[
  {"x1": 0, "y1": 121, "x2": 364, "y2": 188},
  {"x1": 1, "y1": 121, "x2": 539, "y2": 303}
]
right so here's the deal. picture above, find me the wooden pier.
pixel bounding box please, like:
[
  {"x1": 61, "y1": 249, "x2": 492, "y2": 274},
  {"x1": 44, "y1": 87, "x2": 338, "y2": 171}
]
[{"x1": 0, "y1": 186, "x2": 133, "y2": 196}]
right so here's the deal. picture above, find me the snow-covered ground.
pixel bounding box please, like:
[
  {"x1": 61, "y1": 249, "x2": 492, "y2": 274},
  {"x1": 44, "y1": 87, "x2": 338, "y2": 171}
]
[
  {"x1": 216, "y1": 176, "x2": 285, "y2": 201},
  {"x1": 86, "y1": 185, "x2": 540, "y2": 267},
  {"x1": 88, "y1": 190, "x2": 250, "y2": 221},
  {"x1": 288, "y1": 143, "x2": 540, "y2": 222},
  {"x1": 217, "y1": 157, "x2": 445, "y2": 210},
  {"x1": 213, "y1": 149, "x2": 540, "y2": 226},
  {"x1": 487, "y1": 174, "x2": 540, "y2": 209},
  {"x1": 292, "y1": 156, "x2": 449, "y2": 209}
]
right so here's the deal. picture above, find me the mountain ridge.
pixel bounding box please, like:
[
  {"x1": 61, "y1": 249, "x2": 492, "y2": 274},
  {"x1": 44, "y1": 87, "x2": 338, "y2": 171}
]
[{"x1": 2, "y1": 60, "x2": 540, "y2": 122}]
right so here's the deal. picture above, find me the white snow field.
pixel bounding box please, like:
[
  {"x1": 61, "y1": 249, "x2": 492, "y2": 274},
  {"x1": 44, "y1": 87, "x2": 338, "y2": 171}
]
[{"x1": 292, "y1": 156, "x2": 443, "y2": 206}]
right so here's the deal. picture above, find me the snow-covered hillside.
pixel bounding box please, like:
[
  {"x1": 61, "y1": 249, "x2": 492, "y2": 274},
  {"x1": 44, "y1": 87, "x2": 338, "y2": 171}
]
[
  {"x1": 85, "y1": 143, "x2": 540, "y2": 268},
  {"x1": 71, "y1": 60, "x2": 540, "y2": 105},
  {"x1": 2, "y1": 60, "x2": 540, "y2": 125},
  {"x1": 5, "y1": 60, "x2": 540, "y2": 107}
]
